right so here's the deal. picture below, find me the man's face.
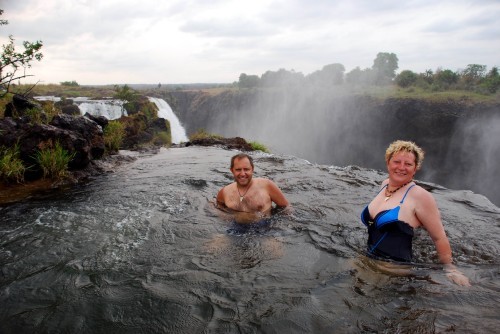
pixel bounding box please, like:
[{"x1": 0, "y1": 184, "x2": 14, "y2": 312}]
[{"x1": 230, "y1": 157, "x2": 254, "y2": 186}]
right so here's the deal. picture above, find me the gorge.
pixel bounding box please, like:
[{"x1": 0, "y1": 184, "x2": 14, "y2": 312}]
[{"x1": 163, "y1": 88, "x2": 500, "y2": 206}]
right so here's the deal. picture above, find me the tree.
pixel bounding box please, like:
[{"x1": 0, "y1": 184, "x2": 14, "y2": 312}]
[
  {"x1": 372, "y1": 52, "x2": 399, "y2": 84},
  {"x1": 434, "y1": 69, "x2": 458, "y2": 86},
  {"x1": 0, "y1": 9, "x2": 43, "y2": 96},
  {"x1": 395, "y1": 70, "x2": 418, "y2": 88},
  {"x1": 259, "y1": 68, "x2": 304, "y2": 87},
  {"x1": 307, "y1": 63, "x2": 345, "y2": 86},
  {"x1": 482, "y1": 66, "x2": 500, "y2": 93},
  {"x1": 461, "y1": 64, "x2": 487, "y2": 88},
  {"x1": 238, "y1": 73, "x2": 259, "y2": 88}
]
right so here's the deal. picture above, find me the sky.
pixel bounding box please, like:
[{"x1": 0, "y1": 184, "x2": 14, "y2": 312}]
[{"x1": 1, "y1": 0, "x2": 499, "y2": 85}]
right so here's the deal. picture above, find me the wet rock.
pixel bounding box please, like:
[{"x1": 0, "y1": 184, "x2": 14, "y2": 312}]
[
  {"x1": 0, "y1": 114, "x2": 105, "y2": 180},
  {"x1": 186, "y1": 136, "x2": 254, "y2": 151},
  {"x1": 4, "y1": 94, "x2": 41, "y2": 117},
  {"x1": 84, "y1": 112, "x2": 108, "y2": 129}
]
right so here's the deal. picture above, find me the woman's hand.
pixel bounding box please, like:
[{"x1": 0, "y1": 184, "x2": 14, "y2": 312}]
[{"x1": 445, "y1": 266, "x2": 471, "y2": 286}]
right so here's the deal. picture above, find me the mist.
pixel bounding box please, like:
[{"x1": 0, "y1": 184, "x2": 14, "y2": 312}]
[{"x1": 188, "y1": 84, "x2": 500, "y2": 206}]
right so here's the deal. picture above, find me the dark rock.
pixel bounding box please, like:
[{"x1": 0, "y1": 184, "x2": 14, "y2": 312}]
[
  {"x1": 0, "y1": 114, "x2": 105, "y2": 180},
  {"x1": 4, "y1": 94, "x2": 41, "y2": 117},
  {"x1": 60, "y1": 104, "x2": 81, "y2": 115},
  {"x1": 84, "y1": 112, "x2": 109, "y2": 129},
  {"x1": 49, "y1": 114, "x2": 105, "y2": 160},
  {"x1": 187, "y1": 137, "x2": 254, "y2": 151}
]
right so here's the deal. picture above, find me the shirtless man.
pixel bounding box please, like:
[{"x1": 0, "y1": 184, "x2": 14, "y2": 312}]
[{"x1": 216, "y1": 153, "x2": 289, "y2": 223}]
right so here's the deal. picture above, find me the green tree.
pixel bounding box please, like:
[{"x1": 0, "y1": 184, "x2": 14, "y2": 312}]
[
  {"x1": 260, "y1": 68, "x2": 304, "y2": 87},
  {"x1": 434, "y1": 69, "x2": 458, "y2": 86},
  {"x1": 60, "y1": 80, "x2": 79, "y2": 86},
  {"x1": 461, "y1": 64, "x2": 487, "y2": 88},
  {"x1": 113, "y1": 84, "x2": 136, "y2": 101},
  {"x1": 238, "y1": 73, "x2": 260, "y2": 88},
  {"x1": 481, "y1": 66, "x2": 500, "y2": 93},
  {"x1": 372, "y1": 52, "x2": 399, "y2": 84},
  {"x1": 395, "y1": 70, "x2": 418, "y2": 88},
  {"x1": 307, "y1": 63, "x2": 345, "y2": 86},
  {"x1": 0, "y1": 9, "x2": 43, "y2": 96}
]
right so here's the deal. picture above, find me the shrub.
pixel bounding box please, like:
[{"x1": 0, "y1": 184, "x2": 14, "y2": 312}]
[
  {"x1": 35, "y1": 141, "x2": 75, "y2": 179},
  {"x1": 152, "y1": 131, "x2": 171, "y2": 146},
  {"x1": 104, "y1": 120, "x2": 126, "y2": 152},
  {"x1": 24, "y1": 107, "x2": 47, "y2": 124},
  {"x1": 395, "y1": 70, "x2": 418, "y2": 88},
  {"x1": 189, "y1": 129, "x2": 223, "y2": 141},
  {"x1": 0, "y1": 144, "x2": 25, "y2": 183},
  {"x1": 249, "y1": 141, "x2": 270, "y2": 153}
]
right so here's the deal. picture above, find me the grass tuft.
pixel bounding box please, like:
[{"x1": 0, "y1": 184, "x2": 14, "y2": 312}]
[
  {"x1": 104, "y1": 120, "x2": 126, "y2": 152},
  {"x1": 189, "y1": 129, "x2": 224, "y2": 141},
  {"x1": 0, "y1": 144, "x2": 25, "y2": 183},
  {"x1": 35, "y1": 141, "x2": 75, "y2": 179},
  {"x1": 249, "y1": 141, "x2": 270, "y2": 153}
]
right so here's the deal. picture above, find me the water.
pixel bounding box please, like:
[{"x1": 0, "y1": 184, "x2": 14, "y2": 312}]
[
  {"x1": 33, "y1": 97, "x2": 188, "y2": 145},
  {"x1": 1, "y1": 147, "x2": 499, "y2": 333},
  {"x1": 76, "y1": 98, "x2": 127, "y2": 120},
  {"x1": 148, "y1": 97, "x2": 189, "y2": 144}
]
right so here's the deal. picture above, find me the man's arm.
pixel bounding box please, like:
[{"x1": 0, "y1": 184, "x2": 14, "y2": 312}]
[
  {"x1": 267, "y1": 180, "x2": 289, "y2": 208},
  {"x1": 216, "y1": 187, "x2": 227, "y2": 208}
]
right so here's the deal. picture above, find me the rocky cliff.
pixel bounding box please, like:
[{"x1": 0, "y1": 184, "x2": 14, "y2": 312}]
[{"x1": 165, "y1": 89, "x2": 500, "y2": 206}]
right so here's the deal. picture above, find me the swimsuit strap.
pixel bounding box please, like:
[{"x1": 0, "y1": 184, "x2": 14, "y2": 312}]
[
  {"x1": 377, "y1": 184, "x2": 388, "y2": 194},
  {"x1": 399, "y1": 184, "x2": 416, "y2": 204}
]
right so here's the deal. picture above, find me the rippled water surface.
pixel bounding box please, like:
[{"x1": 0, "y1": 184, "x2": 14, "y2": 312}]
[{"x1": 1, "y1": 147, "x2": 499, "y2": 333}]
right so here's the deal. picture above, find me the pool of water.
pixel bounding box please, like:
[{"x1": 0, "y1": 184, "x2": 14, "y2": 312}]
[{"x1": 1, "y1": 147, "x2": 499, "y2": 333}]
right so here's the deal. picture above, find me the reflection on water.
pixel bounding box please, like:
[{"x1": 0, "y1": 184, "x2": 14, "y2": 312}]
[{"x1": 0, "y1": 147, "x2": 499, "y2": 333}]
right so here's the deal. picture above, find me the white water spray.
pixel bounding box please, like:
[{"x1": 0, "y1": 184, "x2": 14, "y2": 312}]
[
  {"x1": 148, "y1": 97, "x2": 189, "y2": 144},
  {"x1": 75, "y1": 98, "x2": 127, "y2": 120}
]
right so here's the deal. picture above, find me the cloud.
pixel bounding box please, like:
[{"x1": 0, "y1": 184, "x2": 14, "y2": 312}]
[{"x1": 1, "y1": 0, "x2": 499, "y2": 84}]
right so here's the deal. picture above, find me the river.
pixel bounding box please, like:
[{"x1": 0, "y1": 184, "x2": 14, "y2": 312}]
[{"x1": 1, "y1": 146, "x2": 499, "y2": 333}]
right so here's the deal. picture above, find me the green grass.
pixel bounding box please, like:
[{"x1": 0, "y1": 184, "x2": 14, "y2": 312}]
[
  {"x1": 104, "y1": 120, "x2": 126, "y2": 152},
  {"x1": 0, "y1": 144, "x2": 25, "y2": 183},
  {"x1": 249, "y1": 141, "x2": 270, "y2": 153},
  {"x1": 189, "y1": 129, "x2": 224, "y2": 141},
  {"x1": 35, "y1": 141, "x2": 75, "y2": 179},
  {"x1": 152, "y1": 131, "x2": 172, "y2": 146}
]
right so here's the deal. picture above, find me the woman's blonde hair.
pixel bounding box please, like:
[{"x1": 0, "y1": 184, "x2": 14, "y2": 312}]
[{"x1": 385, "y1": 140, "x2": 425, "y2": 170}]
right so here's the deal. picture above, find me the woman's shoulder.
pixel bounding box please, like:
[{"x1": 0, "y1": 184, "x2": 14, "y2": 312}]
[{"x1": 409, "y1": 183, "x2": 435, "y2": 202}]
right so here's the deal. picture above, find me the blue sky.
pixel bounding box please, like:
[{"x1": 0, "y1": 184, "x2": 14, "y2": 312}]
[{"x1": 1, "y1": 0, "x2": 499, "y2": 85}]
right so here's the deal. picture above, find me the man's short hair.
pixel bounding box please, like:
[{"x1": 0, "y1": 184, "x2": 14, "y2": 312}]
[{"x1": 230, "y1": 153, "x2": 254, "y2": 169}]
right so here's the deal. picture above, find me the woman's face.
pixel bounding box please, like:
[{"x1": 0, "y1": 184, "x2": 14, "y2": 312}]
[{"x1": 387, "y1": 151, "x2": 417, "y2": 184}]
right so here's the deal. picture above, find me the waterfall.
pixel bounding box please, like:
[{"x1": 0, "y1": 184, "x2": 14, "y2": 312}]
[
  {"x1": 75, "y1": 98, "x2": 127, "y2": 120},
  {"x1": 34, "y1": 96, "x2": 188, "y2": 145},
  {"x1": 148, "y1": 97, "x2": 189, "y2": 144},
  {"x1": 34, "y1": 96, "x2": 127, "y2": 120}
]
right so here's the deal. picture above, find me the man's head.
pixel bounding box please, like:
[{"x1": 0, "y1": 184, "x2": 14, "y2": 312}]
[
  {"x1": 230, "y1": 153, "x2": 254, "y2": 186},
  {"x1": 230, "y1": 153, "x2": 254, "y2": 169}
]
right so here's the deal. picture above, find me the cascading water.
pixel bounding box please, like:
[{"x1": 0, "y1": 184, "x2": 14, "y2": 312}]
[
  {"x1": 34, "y1": 96, "x2": 189, "y2": 144},
  {"x1": 75, "y1": 98, "x2": 127, "y2": 120},
  {"x1": 148, "y1": 97, "x2": 189, "y2": 144}
]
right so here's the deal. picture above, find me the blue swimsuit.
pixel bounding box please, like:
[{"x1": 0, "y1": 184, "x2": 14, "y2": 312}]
[{"x1": 361, "y1": 185, "x2": 415, "y2": 262}]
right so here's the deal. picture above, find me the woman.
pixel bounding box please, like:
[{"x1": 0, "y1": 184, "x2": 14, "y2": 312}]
[{"x1": 361, "y1": 140, "x2": 470, "y2": 286}]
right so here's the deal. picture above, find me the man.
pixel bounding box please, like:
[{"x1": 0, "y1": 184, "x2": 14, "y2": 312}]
[{"x1": 216, "y1": 153, "x2": 289, "y2": 223}]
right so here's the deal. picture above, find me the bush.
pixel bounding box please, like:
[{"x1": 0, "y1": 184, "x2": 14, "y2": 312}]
[
  {"x1": 249, "y1": 141, "x2": 270, "y2": 153},
  {"x1": 24, "y1": 107, "x2": 47, "y2": 124},
  {"x1": 35, "y1": 141, "x2": 75, "y2": 179},
  {"x1": 104, "y1": 120, "x2": 126, "y2": 152},
  {"x1": 395, "y1": 70, "x2": 418, "y2": 88},
  {"x1": 189, "y1": 129, "x2": 223, "y2": 141},
  {"x1": 0, "y1": 144, "x2": 25, "y2": 183},
  {"x1": 152, "y1": 131, "x2": 171, "y2": 146}
]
